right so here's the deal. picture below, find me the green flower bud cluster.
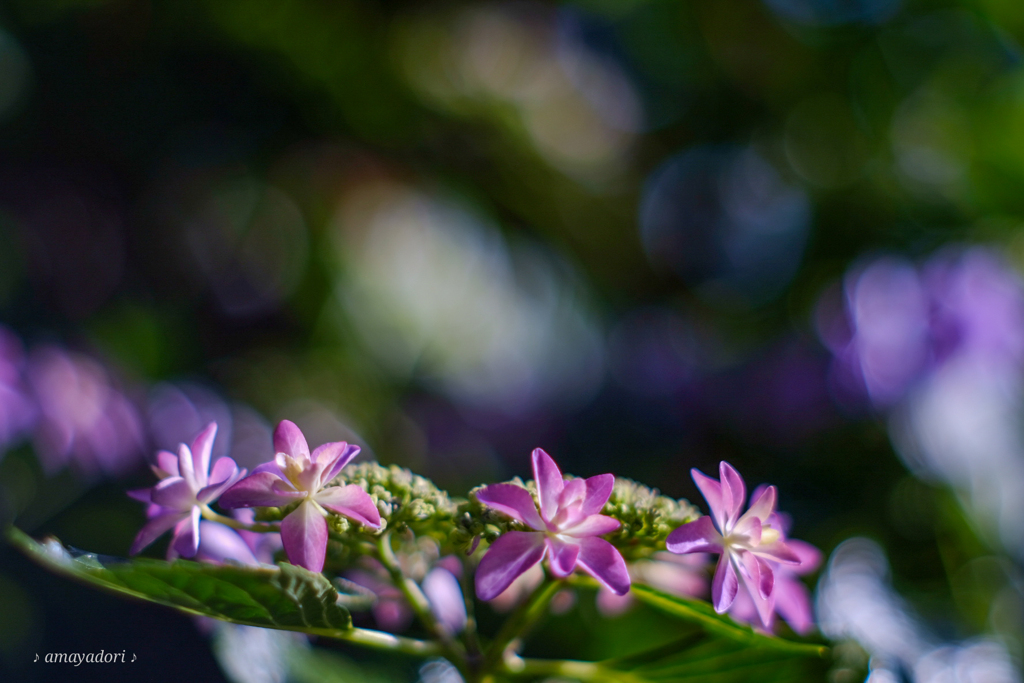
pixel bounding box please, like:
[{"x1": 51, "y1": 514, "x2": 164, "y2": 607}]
[
  {"x1": 602, "y1": 477, "x2": 700, "y2": 561},
  {"x1": 450, "y1": 478, "x2": 532, "y2": 555},
  {"x1": 328, "y1": 462, "x2": 459, "y2": 539},
  {"x1": 248, "y1": 465, "x2": 700, "y2": 566}
]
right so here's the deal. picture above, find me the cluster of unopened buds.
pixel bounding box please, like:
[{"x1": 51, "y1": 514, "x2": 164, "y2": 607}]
[{"x1": 130, "y1": 419, "x2": 820, "y2": 640}]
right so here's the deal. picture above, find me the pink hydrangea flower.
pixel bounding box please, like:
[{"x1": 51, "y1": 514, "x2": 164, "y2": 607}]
[
  {"x1": 128, "y1": 422, "x2": 246, "y2": 558},
  {"x1": 665, "y1": 461, "x2": 800, "y2": 628},
  {"x1": 474, "y1": 448, "x2": 629, "y2": 601},
  {"x1": 218, "y1": 420, "x2": 381, "y2": 573}
]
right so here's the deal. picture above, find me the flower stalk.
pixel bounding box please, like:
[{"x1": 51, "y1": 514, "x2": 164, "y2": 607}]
[
  {"x1": 483, "y1": 576, "x2": 561, "y2": 672},
  {"x1": 199, "y1": 504, "x2": 280, "y2": 533},
  {"x1": 376, "y1": 532, "x2": 469, "y2": 675}
]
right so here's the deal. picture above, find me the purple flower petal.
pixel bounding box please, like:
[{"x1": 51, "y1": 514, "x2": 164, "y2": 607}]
[
  {"x1": 314, "y1": 484, "x2": 382, "y2": 528},
  {"x1": 209, "y1": 456, "x2": 241, "y2": 486},
  {"x1": 557, "y1": 478, "x2": 586, "y2": 510},
  {"x1": 423, "y1": 567, "x2": 467, "y2": 634},
  {"x1": 253, "y1": 461, "x2": 284, "y2": 478},
  {"x1": 711, "y1": 554, "x2": 739, "y2": 613},
  {"x1": 475, "y1": 483, "x2": 544, "y2": 530},
  {"x1": 218, "y1": 472, "x2": 303, "y2": 509},
  {"x1": 190, "y1": 422, "x2": 218, "y2": 487},
  {"x1": 281, "y1": 500, "x2": 328, "y2": 572},
  {"x1": 666, "y1": 516, "x2": 723, "y2": 554},
  {"x1": 576, "y1": 536, "x2": 630, "y2": 596},
  {"x1": 751, "y1": 540, "x2": 801, "y2": 565},
  {"x1": 274, "y1": 420, "x2": 309, "y2": 460},
  {"x1": 295, "y1": 458, "x2": 328, "y2": 493},
  {"x1": 171, "y1": 506, "x2": 202, "y2": 558},
  {"x1": 580, "y1": 474, "x2": 615, "y2": 516},
  {"x1": 743, "y1": 485, "x2": 776, "y2": 523},
  {"x1": 151, "y1": 477, "x2": 196, "y2": 510},
  {"x1": 127, "y1": 487, "x2": 152, "y2": 503},
  {"x1": 195, "y1": 521, "x2": 259, "y2": 566},
  {"x1": 561, "y1": 514, "x2": 621, "y2": 538},
  {"x1": 719, "y1": 462, "x2": 746, "y2": 530},
  {"x1": 691, "y1": 468, "x2": 726, "y2": 532},
  {"x1": 785, "y1": 539, "x2": 822, "y2": 575},
  {"x1": 272, "y1": 478, "x2": 301, "y2": 497},
  {"x1": 532, "y1": 448, "x2": 564, "y2": 523},
  {"x1": 755, "y1": 555, "x2": 774, "y2": 599},
  {"x1": 177, "y1": 442, "x2": 197, "y2": 491},
  {"x1": 773, "y1": 575, "x2": 815, "y2": 635},
  {"x1": 736, "y1": 551, "x2": 775, "y2": 627},
  {"x1": 197, "y1": 472, "x2": 245, "y2": 505},
  {"x1": 155, "y1": 450, "x2": 179, "y2": 478},
  {"x1": 732, "y1": 514, "x2": 762, "y2": 546},
  {"x1": 197, "y1": 459, "x2": 245, "y2": 504},
  {"x1": 545, "y1": 537, "x2": 581, "y2": 578},
  {"x1": 316, "y1": 442, "x2": 361, "y2": 482},
  {"x1": 475, "y1": 531, "x2": 546, "y2": 601},
  {"x1": 130, "y1": 510, "x2": 188, "y2": 555}
]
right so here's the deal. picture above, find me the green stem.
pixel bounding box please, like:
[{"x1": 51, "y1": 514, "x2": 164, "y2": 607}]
[
  {"x1": 483, "y1": 576, "x2": 560, "y2": 670},
  {"x1": 457, "y1": 556, "x2": 483, "y2": 667},
  {"x1": 310, "y1": 626, "x2": 444, "y2": 657},
  {"x1": 200, "y1": 505, "x2": 280, "y2": 532},
  {"x1": 501, "y1": 656, "x2": 615, "y2": 681},
  {"x1": 375, "y1": 533, "x2": 468, "y2": 673}
]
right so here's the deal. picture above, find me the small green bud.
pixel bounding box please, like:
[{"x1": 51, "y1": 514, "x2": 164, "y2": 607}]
[{"x1": 602, "y1": 477, "x2": 700, "y2": 560}]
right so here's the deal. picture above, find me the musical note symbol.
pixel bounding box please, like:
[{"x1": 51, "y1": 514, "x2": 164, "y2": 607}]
[
  {"x1": 34, "y1": 653, "x2": 38, "y2": 662},
  {"x1": 131, "y1": 653, "x2": 136, "y2": 662}
]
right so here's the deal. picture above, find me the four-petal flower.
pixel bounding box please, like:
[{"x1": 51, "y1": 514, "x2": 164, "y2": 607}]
[
  {"x1": 218, "y1": 420, "x2": 381, "y2": 572},
  {"x1": 474, "y1": 448, "x2": 629, "y2": 601},
  {"x1": 665, "y1": 461, "x2": 800, "y2": 628},
  {"x1": 128, "y1": 422, "x2": 246, "y2": 558}
]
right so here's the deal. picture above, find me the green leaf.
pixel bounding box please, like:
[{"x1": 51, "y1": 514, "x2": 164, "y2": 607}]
[
  {"x1": 6, "y1": 526, "x2": 352, "y2": 633},
  {"x1": 288, "y1": 647, "x2": 409, "y2": 683},
  {"x1": 629, "y1": 584, "x2": 826, "y2": 656},
  {"x1": 596, "y1": 583, "x2": 829, "y2": 682}
]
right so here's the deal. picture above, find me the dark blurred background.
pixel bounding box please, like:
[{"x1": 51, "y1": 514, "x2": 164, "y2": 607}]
[{"x1": 0, "y1": 0, "x2": 1023, "y2": 681}]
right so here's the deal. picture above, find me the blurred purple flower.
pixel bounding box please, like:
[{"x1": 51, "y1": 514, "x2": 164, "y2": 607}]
[
  {"x1": 474, "y1": 448, "x2": 629, "y2": 600},
  {"x1": 346, "y1": 559, "x2": 414, "y2": 632},
  {"x1": 128, "y1": 422, "x2": 246, "y2": 558},
  {"x1": 219, "y1": 420, "x2": 381, "y2": 573},
  {"x1": 345, "y1": 555, "x2": 467, "y2": 634},
  {"x1": 147, "y1": 382, "x2": 273, "y2": 472},
  {"x1": 666, "y1": 462, "x2": 800, "y2": 628},
  {"x1": 28, "y1": 346, "x2": 144, "y2": 476},
  {"x1": 819, "y1": 247, "x2": 1024, "y2": 407},
  {"x1": 923, "y1": 249, "x2": 1024, "y2": 367},
  {"x1": 422, "y1": 561, "x2": 468, "y2": 634},
  {"x1": 0, "y1": 327, "x2": 35, "y2": 452}
]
